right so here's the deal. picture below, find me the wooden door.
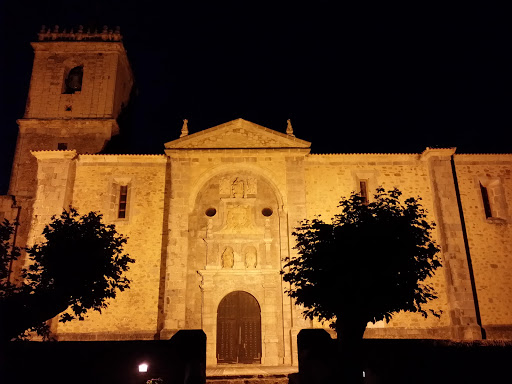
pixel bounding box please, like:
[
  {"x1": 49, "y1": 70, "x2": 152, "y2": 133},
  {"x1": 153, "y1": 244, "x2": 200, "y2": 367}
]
[{"x1": 217, "y1": 291, "x2": 261, "y2": 364}]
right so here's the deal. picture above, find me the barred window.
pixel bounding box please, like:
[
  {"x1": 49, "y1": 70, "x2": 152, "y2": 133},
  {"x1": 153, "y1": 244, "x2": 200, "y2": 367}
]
[
  {"x1": 118, "y1": 185, "x2": 128, "y2": 219},
  {"x1": 359, "y1": 180, "x2": 369, "y2": 205}
]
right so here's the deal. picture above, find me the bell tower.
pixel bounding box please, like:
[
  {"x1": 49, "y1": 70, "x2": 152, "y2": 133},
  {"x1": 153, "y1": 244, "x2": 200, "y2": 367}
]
[{"x1": 9, "y1": 25, "x2": 133, "y2": 197}]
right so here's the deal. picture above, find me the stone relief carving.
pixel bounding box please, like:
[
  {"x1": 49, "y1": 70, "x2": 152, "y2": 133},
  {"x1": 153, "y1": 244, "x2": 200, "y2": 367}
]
[
  {"x1": 244, "y1": 246, "x2": 257, "y2": 268},
  {"x1": 219, "y1": 177, "x2": 231, "y2": 195},
  {"x1": 221, "y1": 247, "x2": 234, "y2": 269},
  {"x1": 246, "y1": 177, "x2": 257, "y2": 194},
  {"x1": 231, "y1": 178, "x2": 245, "y2": 198},
  {"x1": 176, "y1": 130, "x2": 283, "y2": 149},
  {"x1": 226, "y1": 205, "x2": 251, "y2": 230},
  {"x1": 220, "y1": 176, "x2": 258, "y2": 197}
]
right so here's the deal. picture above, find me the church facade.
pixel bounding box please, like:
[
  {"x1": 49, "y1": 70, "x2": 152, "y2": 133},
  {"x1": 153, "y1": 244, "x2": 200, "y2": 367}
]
[{"x1": 2, "y1": 28, "x2": 512, "y2": 367}]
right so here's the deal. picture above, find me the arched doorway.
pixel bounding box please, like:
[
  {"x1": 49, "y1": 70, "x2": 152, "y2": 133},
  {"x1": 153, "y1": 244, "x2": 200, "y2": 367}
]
[{"x1": 217, "y1": 291, "x2": 262, "y2": 364}]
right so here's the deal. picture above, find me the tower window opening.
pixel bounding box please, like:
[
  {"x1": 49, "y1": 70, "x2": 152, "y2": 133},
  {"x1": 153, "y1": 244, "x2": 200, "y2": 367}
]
[
  {"x1": 359, "y1": 180, "x2": 369, "y2": 205},
  {"x1": 63, "y1": 66, "x2": 83, "y2": 94},
  {"x1": 57, "y1": 143, "x2": 68, "y2": 150},
  {"x1": 118, "y1": 185, "x2": 128, "y2": 219},
  {"x1": 480, "y1": 182, "x2": 493, "y2": 218}
]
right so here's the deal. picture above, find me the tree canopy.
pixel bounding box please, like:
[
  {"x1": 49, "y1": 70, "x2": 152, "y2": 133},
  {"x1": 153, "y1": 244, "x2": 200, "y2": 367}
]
[
  {"x1": 282, "y1": 187, "x2": 442, "y2": 328},
  {"x1": 0, "y1": 209, "x2": 134, "y2": 341}
]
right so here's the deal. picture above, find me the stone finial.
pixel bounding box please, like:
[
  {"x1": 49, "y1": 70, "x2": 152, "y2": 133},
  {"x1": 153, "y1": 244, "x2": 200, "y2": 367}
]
[
  {"x1": 286, "y1": 119, "x2": 294, "y2": 137},
  {"x1": 180, "y1": 119, "x2": 189, "y2": 138}
]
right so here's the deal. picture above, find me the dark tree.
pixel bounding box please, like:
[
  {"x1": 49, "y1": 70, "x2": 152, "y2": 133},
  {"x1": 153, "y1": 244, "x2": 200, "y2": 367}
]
[
  {"x1": 0, "y1": 209, "x2": 134, "y2": 341},
  {"x1": 282, "y1": 187, "x2": 441, "y2": 383},
  {"x1": 0, "y1": 219, "x2": 20, "y2": 294}
]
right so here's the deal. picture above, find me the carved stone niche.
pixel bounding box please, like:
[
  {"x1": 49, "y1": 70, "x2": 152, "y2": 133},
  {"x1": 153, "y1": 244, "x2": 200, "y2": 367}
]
[
  {"x1": 221, "y1": 246, "x2": 234, "y2": 269},
  {"x1": 244, "y1": 246, "x2": 257, "y2": 268}
]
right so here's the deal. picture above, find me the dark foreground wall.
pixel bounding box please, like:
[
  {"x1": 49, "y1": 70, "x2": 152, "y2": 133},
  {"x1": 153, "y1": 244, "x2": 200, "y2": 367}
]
[
  {"x1": 297, "y1": 329, "x2": 512, "y2": 384},
  {"x1": 0, "y1": 330, "x2": 206, "y2": 384}
]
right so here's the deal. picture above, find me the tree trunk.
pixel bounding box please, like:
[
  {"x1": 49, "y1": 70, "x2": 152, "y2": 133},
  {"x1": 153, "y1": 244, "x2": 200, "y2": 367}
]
[{"x1": 335, "y1": 315, "x2": 367, "y2": 384}]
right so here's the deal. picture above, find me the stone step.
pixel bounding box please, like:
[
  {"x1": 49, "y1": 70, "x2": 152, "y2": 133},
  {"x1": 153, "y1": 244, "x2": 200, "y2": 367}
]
[{"x1": 206, "y1": 374, "x2": 290, "y2": 384}]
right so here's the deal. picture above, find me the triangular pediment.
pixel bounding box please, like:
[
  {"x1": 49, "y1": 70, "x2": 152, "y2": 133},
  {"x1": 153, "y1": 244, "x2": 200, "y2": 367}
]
[{"x1": 164, "y1": 119, "x2": 311, "y2": 150}]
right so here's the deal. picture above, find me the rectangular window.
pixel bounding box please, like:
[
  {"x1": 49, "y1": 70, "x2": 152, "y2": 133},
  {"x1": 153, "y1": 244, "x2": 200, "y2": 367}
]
[
  {"x1": 480, "y1": 182, "x2": 492, "y2": 218},
  {"x1": 118, "y1": 185, "x2": 128, "y2": 219},
  {"x1": 359, "y1": 180, "x2": 369, "y2": 205},
  {"x1": 57, "y1": 143, "x2": 68, "y2": 150}
]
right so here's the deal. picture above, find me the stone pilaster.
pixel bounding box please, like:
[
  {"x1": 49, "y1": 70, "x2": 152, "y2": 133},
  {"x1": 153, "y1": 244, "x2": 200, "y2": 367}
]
[
  {"x1": 28, "y1": 150, "x2": 77, "y2": 245},
  {"x1": 421, "y1": 147, "x2": 482, "y2": 339},
  {"x1": 284, "y1": 155, "x2": 310, "y2": 365},
  {"x1": 161, "y1": 156, "x2": 190, "y2": 338}
]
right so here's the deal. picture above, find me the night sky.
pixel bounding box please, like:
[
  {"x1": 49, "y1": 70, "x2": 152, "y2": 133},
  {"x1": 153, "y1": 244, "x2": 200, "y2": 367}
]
[{"x1": 1, "y1": 2, "x2": 511, "y2": 194}]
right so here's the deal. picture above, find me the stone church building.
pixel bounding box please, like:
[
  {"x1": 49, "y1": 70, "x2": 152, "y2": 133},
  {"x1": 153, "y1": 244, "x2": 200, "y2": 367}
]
[{"x1": 1, "y1": 28, "x2": 512, "y2": 367}]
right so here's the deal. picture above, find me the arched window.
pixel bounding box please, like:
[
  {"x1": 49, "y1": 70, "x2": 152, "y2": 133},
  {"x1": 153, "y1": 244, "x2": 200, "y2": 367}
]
[{"x1": 63, "y1": 66, "x2": 83, "y2": 94}]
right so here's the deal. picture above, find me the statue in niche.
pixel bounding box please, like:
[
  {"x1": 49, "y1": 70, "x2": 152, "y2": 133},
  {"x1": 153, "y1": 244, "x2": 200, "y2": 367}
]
[
  {"x1": 221, "y1": 247, "x2": 234, "y2": 269},
  {"x1": 244, "y1": 247, "x2": 257, "y2": 268},
  {"x1": 231, "y1": 178, "x2": 245, "y2": 198}
]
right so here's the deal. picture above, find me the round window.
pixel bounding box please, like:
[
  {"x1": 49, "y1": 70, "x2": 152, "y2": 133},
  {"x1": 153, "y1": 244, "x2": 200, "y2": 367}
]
[
  {"x1": 262, "y1": 208, "x2": 273, "y2": 217},
  {"x1": 205, "y1": 208, "x2": 217, "y2": 217}
]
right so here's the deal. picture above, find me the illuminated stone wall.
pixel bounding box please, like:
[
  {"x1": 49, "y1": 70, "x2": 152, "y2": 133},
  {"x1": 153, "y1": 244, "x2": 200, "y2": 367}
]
[
  {"x1": 3, "y1": 33, "x2": 512, "y2": 367},
  {"x1": 31, "y1": 154, "x2": 168, "y2": 340},
  {"x1": 6, "y1": 117, "x2": 512, "y2": 366},
  {"x1": 454, "y1": 154, "x2": 512, "y2": 338},
  {"x1": 304, "y1": 153, "x2": 452, "y2": 337}
]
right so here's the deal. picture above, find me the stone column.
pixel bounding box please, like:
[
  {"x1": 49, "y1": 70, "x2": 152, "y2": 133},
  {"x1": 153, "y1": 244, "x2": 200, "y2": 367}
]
[{"x1": 421, "y1": 147, "x2": 482, "y2": 339}]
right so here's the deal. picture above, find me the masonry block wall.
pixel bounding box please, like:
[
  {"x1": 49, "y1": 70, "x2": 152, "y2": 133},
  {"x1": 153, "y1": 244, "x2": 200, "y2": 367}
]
[
  {"x1": 454, "y1": 154, "x2": 512, "y2": 339},
  {"x1": 50, "y1": 154, "x2": 168, "y2": 340},
  {"x1": 304, "y1": 153, "x2": 452, "y2": 337}
]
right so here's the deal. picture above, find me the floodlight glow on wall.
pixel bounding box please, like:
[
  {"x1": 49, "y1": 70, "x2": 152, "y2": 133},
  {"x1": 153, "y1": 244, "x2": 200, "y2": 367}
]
[{"x1": 138, "y1": 363, "x2": 148, "y2": 373}]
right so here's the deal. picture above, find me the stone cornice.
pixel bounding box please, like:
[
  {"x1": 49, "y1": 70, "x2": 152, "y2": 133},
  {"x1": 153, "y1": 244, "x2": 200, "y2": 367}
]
[
  {"x1": 165, "y1": 148, "x2": 311, "y2": 156},
  {"x1": 78, "y1": 154, "x2": 167, "y2": 164},
  {"x1": 454, "y1": 153, "x2": 512, "y2": 161},
  {"x1": 17, "y1": 118, "x2": 119, "y2": 136},
  {"x1": 31, "y1": 150, "x2": 77, "y2": 161},
  {"x1": 420, "y1": 147, "x2": 457, "y2": 161},
  {"x1": 31, "y1": 41, "x2": 127, "y2": 53},
  {"x1": 307, "y1": 153, "x2": 420, "y2": 162}
]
